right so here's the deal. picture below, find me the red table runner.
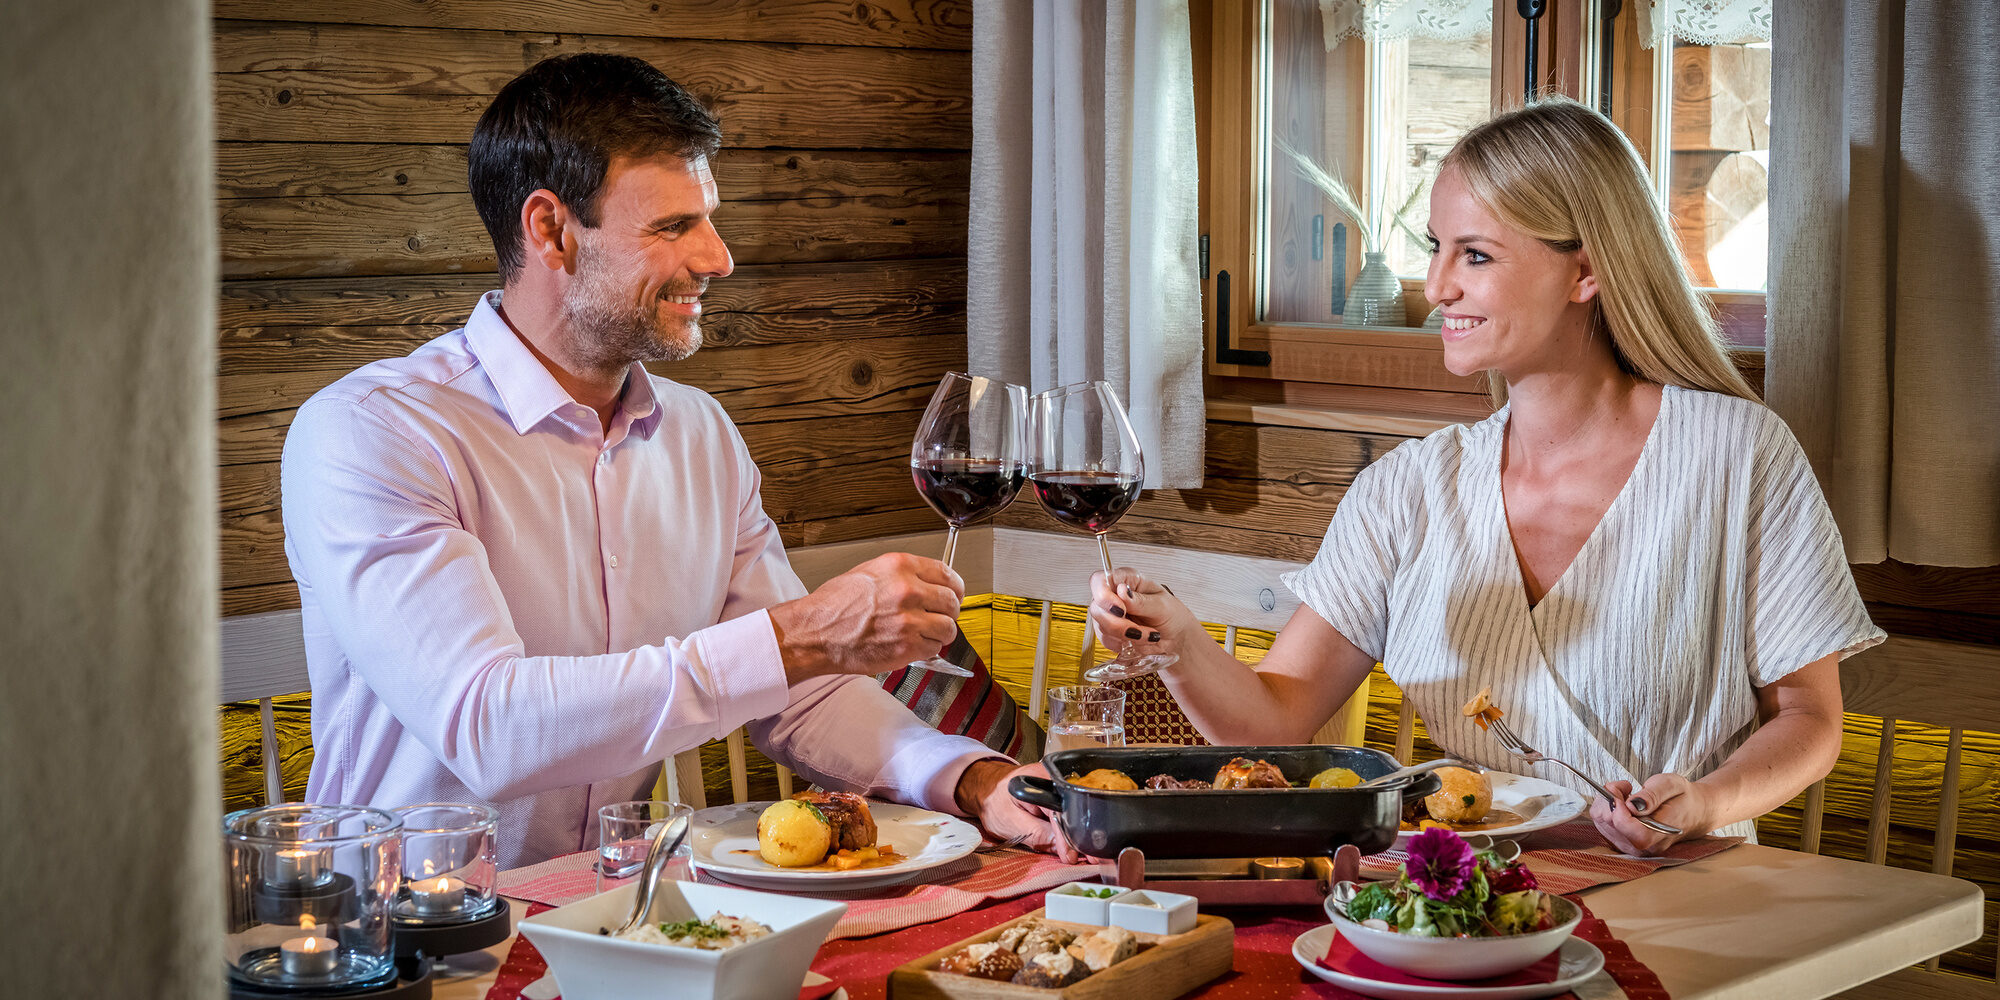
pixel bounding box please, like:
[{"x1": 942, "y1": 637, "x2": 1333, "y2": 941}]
[
  {"x1": 488, "y1": 824, "x2": 1732, "y2": 999},
  {"x1": 487, "y1": 894, "x2": 1666, "y2": 1000}
]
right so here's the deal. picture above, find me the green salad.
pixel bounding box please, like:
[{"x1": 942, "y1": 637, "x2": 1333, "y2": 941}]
[{"x1": 1343, "y1": 828, "x2": 1557, "y2": 938}]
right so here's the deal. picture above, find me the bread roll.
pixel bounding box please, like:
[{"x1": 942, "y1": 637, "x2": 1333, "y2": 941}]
[
  {"x1": 1012, "y1": 948, "x2": 1089, "y2": 987},
  {"x1": 939, "y1": 941, "x2": 1023, "y2": 981},
  {"x1": 1076, "y1": 926, "x2": 1138, "y2": 971}
]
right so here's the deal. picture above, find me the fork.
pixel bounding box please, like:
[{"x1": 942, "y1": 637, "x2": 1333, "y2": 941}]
[
  {"x1": 977, "y1": 834, "x2": 1029, "y2": 854},
  {"x1": 1488, "y1": 716, "x2": 1682, "y2": 836}
]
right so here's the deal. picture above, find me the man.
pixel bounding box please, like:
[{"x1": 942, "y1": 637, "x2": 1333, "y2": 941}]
[{"x1": 282, "y1": 52, "x2": 1048, "y2": 867}]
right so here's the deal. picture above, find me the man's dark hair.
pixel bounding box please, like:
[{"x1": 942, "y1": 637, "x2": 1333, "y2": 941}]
[{"x1": 470, "y1": 53, "x2": 723, "y2": 283}]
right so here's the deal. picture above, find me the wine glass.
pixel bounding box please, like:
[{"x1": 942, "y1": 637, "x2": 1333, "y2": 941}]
[
  {"x1": 1026, "y1": 380, "x2": 1178, "y2": 682},
  {"x1": 907, "y1": 372, "x2": 1028, "y2": 675}
]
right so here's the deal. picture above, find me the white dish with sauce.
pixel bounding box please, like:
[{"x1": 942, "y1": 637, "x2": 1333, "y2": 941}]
[
  {"x1": 688, "y1": 800, "x2": 981, "y2": 891},
  {"x1": 1395, "y1": 772, "x2": 1588, "y2": 845},
  {"x1": 519, "y1": 879, "x2": 845, "y2": 1000}
]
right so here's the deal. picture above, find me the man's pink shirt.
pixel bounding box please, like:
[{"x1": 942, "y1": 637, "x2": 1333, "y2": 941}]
[{"x1": 283, "y1": 292, "x2": 995, "y2": 866}]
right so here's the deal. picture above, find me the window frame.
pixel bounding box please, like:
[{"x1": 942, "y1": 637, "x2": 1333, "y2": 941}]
[{"x1": 1199, "y1": 0, "x2": 1766, "y2": 410}]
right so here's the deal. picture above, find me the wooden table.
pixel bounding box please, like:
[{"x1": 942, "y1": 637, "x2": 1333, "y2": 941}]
[{"x1": 431, "y1": 844, "x2": 1985, "y2": 1000}]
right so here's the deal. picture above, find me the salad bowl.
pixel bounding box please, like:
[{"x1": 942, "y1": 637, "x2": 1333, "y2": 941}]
[
  {"x1": 1322, "y1": 829, "x2": 1578, "y2": 980},
  {"x1": 1324, "y1": 885, "x2": 1580, "y2": 979}
]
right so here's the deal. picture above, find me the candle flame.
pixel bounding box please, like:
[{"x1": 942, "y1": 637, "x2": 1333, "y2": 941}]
[
  {"x1": 428, "y1": 876, "x2": 451, "y2": 892},
  {"x1": 301, "y1": 937, "x2": 329, "y2": 953}
]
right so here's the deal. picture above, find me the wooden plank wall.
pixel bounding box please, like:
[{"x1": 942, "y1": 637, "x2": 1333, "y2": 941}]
[{"x1": 215, "y1": 0, "x2": 973, "y2": 617}]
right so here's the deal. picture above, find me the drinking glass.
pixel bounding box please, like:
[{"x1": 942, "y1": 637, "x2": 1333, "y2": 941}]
[
  {"x1": 1027, "y1": 380, "x2": 1178, "y2": 682},
  {"x1": 1047, "y1": 685, "x2": 1127, "y2": 752},
  {"x1": 596, "y1": 801, "x2": 693, "y2": 894},
  {"x1": 907, "y1": 372, "x2": 1029, "y2": 675}
]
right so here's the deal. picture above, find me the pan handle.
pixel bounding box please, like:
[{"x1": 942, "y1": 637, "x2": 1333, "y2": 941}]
[{"x1": 1008, "y1": 775, "x2": 1064, "y2": 811}]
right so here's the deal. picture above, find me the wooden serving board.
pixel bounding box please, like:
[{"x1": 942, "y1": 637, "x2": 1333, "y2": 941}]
[{"x1": 887, "y1": 908, "x2": 1234, "y2": 1000}]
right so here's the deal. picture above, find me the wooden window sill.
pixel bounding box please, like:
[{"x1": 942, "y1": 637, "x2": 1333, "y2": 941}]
[{"x1": 1205, "y1": 397, "x2": 1472, "y2": 437}]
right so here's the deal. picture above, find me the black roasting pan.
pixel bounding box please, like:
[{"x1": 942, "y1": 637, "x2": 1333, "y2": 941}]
[{"x1": 1008, "y1": 745, "x2": 1441, "y2": 859}]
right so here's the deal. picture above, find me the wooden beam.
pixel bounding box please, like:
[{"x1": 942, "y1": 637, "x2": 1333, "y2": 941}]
[
  {"x1": 213, "y1": 22, "x2": 972, "y2": 148},
  {"x1": 220, "y1": 186, "x2": 967, "y2": 278},
  {"x1": 220, "y1": 259, "x2": 968, "y2": 345},
  {"x1": 1670, "y1": 43, "x2": 1771, "y2": 153},
  {"x1": 217, "y1": 145, "x2": 969, "y2": 207},
  {"x1": 219, "y1": 331, "x2": 963, "y2": 420},
  {"x1": 211, "y1": 0, "x2": 973, "y2": 51}
]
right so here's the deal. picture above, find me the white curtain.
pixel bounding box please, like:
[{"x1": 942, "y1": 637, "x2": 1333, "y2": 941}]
[
  {"x1": 970, "y1": 0, "x2": 1206, "y2": 488},
  {"x1": 1317, "y1": 0, "x2": 1491, "y2": 47},
  {"x1": 1767, "y1": 0, "x2": 2000, "y2": 566},
  {"x1": 0, "y1": 0, "x2": 220, "y2": 994},
  {"x1": 1635, "y1": 0, "x2": 1774, "y2": 47}
]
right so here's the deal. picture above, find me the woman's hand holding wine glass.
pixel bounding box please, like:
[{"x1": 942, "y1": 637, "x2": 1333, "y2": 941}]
[{"x1": 1025, "y1": 380, "x2": 1178, "y2": 683}]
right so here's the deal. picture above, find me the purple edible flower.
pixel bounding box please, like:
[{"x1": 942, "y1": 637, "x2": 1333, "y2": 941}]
[
  {"x1": 1490, "y1": 861, "x2": 1538, "y2": 894},
  {"x1": 1405, "y1": 827, "x2": 1477, "y2": 900}
]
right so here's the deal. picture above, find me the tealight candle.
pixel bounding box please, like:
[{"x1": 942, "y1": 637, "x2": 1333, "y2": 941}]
[
  {"x1": 272, "y1": 847, "x2": 327, "y2": 884},
  {"x1": 1250, "y1": 856, "x2": 1305, "y2": 879},
  {"x1": 279, "y1": 934, "x2": 339, "y2": 978},
  {"x1": 408, "y1": 875, "x2": 466, "y2": 917}
]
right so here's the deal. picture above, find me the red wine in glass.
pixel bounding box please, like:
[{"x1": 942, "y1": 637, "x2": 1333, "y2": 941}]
[
  {"x1": 906, "y1": 373, "x2": 1027, "y2": 676},
  {"x1": 1026, "y1": 381, "x2": 1177, "y2": 683},
  {"x1": 913, "y1": 458, "x2": 1025, "y2": 528},
  {"x1": 1027, "y1": 471, "x2": 1141, "y2": 534}
]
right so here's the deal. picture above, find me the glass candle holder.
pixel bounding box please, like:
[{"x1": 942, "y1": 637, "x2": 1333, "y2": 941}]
[
  {"x1": 224, "y1": 804, "x2": 402, "y2": 991},
  {"x1": 393, "y1": 802, "x2": 500, "y2": 923}
]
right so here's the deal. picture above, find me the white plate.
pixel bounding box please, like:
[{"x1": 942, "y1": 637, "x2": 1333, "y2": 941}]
[
  {"x1": 1292, "y1": 924, "x2": 1606, "y2": 999},
  {"x1": 688, "y1": 801, "x2": 980, "y2": 891},
  {"x1": 1395, "y1": 772, "x2": 1589, "y2": 845}
]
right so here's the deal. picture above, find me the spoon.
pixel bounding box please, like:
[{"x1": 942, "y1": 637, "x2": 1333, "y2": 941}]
[
  {"x1": 611, "y1": 813, "x2": 692, "y2": 937},
  {"x1": 1358, "y1": 757, "x2": 1475, "y2": 789}
]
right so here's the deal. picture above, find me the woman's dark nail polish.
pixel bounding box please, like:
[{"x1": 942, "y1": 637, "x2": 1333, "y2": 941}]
[
  {"x1": 1148, "y1": 631, "x2": 1161, "y2": 642},
  {"x1": 1110, "y1": 605, "x2": 1127, "y2": 618},
  {"x1": 1628, "y1": 797, "x2": 1649, "y2": 813},
  {"x1": 1125, "y1": 627, "x2": 1143, "y2": 640}
]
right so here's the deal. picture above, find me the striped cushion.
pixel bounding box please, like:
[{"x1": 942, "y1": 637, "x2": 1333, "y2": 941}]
[{"x1": 880, "y1": 630, "x2": 1045, "y2": 763}]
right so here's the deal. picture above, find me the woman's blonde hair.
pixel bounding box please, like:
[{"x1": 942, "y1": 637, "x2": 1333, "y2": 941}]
[{"x1": 1440, "y1": 98, "x2": 1759, "y2": 404}]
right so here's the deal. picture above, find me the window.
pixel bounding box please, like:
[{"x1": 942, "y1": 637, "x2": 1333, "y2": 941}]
[{"x1": 1202, "y1": 0, "x2": 1773, "y2": 405}]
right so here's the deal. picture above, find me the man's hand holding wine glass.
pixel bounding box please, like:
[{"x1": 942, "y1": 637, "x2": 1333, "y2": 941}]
[{"x1": 767, "y1": 553, "x2": 966, "y2": 684}]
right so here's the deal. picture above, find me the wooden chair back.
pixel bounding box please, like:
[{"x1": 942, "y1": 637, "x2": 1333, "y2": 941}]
[
  {"x1": 1825, "y1": 635, "x2": 2000, "y2": 997},
  {"x1": 220, "y1": 608, "x2": 310, "y2": 807}
]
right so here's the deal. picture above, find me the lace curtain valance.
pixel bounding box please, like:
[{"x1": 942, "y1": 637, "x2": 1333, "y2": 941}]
[
  {"x1": 1635, "y1": 0, "x2": 1773, "y2": 48},
  {"x1": 1317, "y1": 0, "x2": 1491, "y2": 48},
  {"x1": 1319, "y1": 1, "x2": 1771, "y2": 51}
]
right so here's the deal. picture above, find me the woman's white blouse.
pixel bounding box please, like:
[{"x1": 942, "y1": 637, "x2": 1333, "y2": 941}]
[{"x1": 1283, "y1": 386, "x2": 1884, "y2": 827}]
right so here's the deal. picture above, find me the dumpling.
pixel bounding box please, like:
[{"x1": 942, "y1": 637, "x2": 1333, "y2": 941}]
[{"x1": 1422, "y1": 766, "x2": 1493, "y2": 823}]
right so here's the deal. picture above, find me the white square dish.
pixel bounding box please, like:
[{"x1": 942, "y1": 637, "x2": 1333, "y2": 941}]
[
  {"x1": 518, "y1": 880, "x2": 845, "y2": 1000},
  {"x1": 1109, "y1": 889, "x2": 1198, "y2": 935},
  {"x1": 1043, "y1": 881, "x2": 1131, "y2": 925}
]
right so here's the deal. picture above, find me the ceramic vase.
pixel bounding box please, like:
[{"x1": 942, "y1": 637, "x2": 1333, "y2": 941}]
[{"x1": 1346, "y1": 251, "x2": 1405, "y2": 327}]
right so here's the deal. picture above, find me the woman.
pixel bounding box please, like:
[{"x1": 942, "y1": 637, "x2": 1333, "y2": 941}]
[{"x1": 1094, "y1": 99, "x2": 1882, "y2": 855}]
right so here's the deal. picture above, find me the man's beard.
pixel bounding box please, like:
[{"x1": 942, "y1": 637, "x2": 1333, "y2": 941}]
[{"x1": 559, "y1": 240, "x2": 704, "y2": 369}]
